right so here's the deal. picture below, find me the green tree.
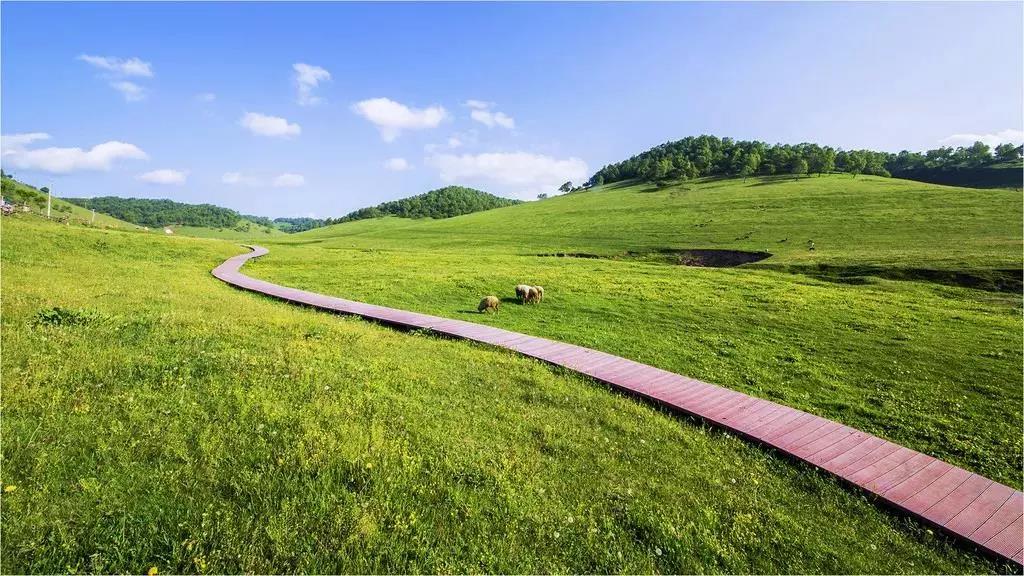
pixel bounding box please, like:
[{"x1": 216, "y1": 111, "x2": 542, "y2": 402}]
[
  {"x1": 994, "y1": 143, "x2": 1022, "y2": 162},
  {"x1": 558, "y1": 181, "x2": 573, "y2": 194},
  {"x1": 845, "y1": 152, "x2": 867, "y2": 177},
  {"x1": 537, "y1": 193, "x2": 548, "y2": 200},
  {"x1": 790, "y1": 157, "x2": 808, "y2": 178},
  {"x1": 739, "y1": 152, "x2": 760, "y2": 180}
]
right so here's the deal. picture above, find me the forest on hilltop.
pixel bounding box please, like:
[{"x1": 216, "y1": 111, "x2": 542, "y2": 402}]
[
  {"x1": 64, "y1": 196, "x2": 247, "y2": 228},
  {"x1": 327, "y1": 186, "x2": 520, "y2": 224},
  {"x1": 590, "y1": 135, "x2": 1023, "y2": 187}
]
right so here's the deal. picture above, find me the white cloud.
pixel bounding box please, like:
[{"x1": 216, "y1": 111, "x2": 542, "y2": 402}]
[
  {"x1": 465, "y1": 100, "x2": 515, "y2": 130},
  {"x1": 239, "y1": 112, "x2": 301, "y2": 138},
  {"x1": 196, "y1": 92, "x2": 217, "y2": 102},
  {"x1": 429, "y1": 151, "x2": 587, "y2": 200},
  {"x1": 77, "y1": 54, "x2": 153, "y2": 77},
  {"x1": 383, "y1": 157, "x2": 411, "y2": 171},
  {"x1": 1, "y1": 132, "x2": 51, "y2": 150},
  {"x1": 78, "y1": 54, "x2": 153, "y2": 102},
  {"x1": 351, "y1": 98, "x2": 448, "y2": 142},
  {"x1": 294, "y1": 63, "x2": 331, "y2": 106},
  {"x1": 447, "y1": 136, "x2": 464, "y2": 149},
  {"x1": 273, "y1": 173, "x2": 305, "y2": 187},
  {"x1": 1, "y1": 134, "x2": 147, "y2": 174},
  {"x1": 110, "y1": 81, "x2": 145, "y2": 102},
  {"x1": 471, "y1": 109, "x2": 515, "y2": 129},
  {"x1": 222, "y1": 171, "x2": 305, "y2": 187},
  {"x1": 138, "y1": 169, "x2": 187, "y2": 185},
  {"x1": 939, "y1": 129, "x2": 1024, "y2": 148}
]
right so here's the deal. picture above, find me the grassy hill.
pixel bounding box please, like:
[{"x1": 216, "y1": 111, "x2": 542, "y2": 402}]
[
  {"x1": 249, "y1": 174, "x2": 1023, "y2": 491},
  {"x1": 1, "y1": 214, "x2": 1005, "y2": 573},
  {"x1": 294, "y1": 175, "x2": 1021, "y2": 270},
  {"x1": 1, "y1": 176, "x2": 137, "y2": 229}
]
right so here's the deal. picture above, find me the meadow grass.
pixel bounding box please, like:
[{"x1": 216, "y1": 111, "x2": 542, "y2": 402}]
[
  {"x1": 0, "y1": 215, "x2": 1012, "y2": 573},
  {"x1": 288, "y1": 175, "x2": 1022, "y2": 269},
  {"x1": 249, "y1": 175, "x2": 1022, "y2": 489}
]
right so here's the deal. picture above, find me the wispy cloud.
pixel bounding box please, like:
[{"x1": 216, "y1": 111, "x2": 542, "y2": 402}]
[
  {"x1": 1, "y1": 132, "x2": 147, "y2": 173},
  {"x1": 222, "y1": 171, "x2": 305, "y2": 188},
  {"x1": 428, "y1": 151, "x2": 587, "y2": 200},
  {"x1": 138, "y1": 169, "x2": 188, "y2": 184},
  {"x1": 111, "y1": 81, "x2": 145, "y2": 102},
  {"x1": 272, "y1": 173, "x2": 305, "y2": 187},
  {"x1": 939, "y1": 129, "x2": 1024, "y2": 148},
  {"x1": 239, "y1": 112, "x2": 301, "y2": 138},
  {"x1": 383, "y1": 157, "x2": 412, "y2": 171},
  {"x1": 195, "y1": 92, "x2": 217, "y2": 103},
  {"x1": 78, "y1": 54, "x2": 154, "y2": 102},
  {"x1": 352, "y1": 98, "x2": 448, "y2": 142},
  {"x1": 465, "y1": 100, "x2": 515, "y2": 130},
  {"x1": 77, "y1": 54, "x2": 153, "y2": 77},
  {"x1": 294, "y1": 63, "x2": 331, "y2": 106}
]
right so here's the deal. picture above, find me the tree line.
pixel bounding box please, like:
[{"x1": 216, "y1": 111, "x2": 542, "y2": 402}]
[
  {"x1": 326, "y1": 185, "x2": 520, "y2": 225},
  {"x1": 273, "y1": 217, "x2": 326, "y2": 233},
  {"x1": 589, "y1": 135, "x2": 1023, "y2": 186},
  {"x1": 65, "y1": 196, "x2": 249, "y2": 228}
]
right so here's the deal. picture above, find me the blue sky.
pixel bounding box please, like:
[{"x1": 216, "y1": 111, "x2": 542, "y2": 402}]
[{"x1": 2, "y1": 2, "x2": 1022, "y2": 218}]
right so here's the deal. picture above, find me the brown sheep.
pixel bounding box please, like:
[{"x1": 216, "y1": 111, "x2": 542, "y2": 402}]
[
  {"x1": 478, "y1": 295, "x2": 500, "y2": 313},
  {"x1": 515, "y1": 284, "x2": 532, "y2": 302}
]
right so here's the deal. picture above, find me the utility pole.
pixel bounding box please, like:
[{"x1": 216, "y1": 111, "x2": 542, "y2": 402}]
[{"x1": 46, "y1": 188, "x2": 51, "y2": 218}]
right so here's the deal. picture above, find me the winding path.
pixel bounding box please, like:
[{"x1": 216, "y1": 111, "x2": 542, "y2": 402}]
[{"x1": 214, "y1": 245, "x2": 1023, "y2": 566}]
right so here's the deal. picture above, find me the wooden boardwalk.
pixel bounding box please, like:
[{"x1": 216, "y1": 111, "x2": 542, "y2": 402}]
[{"x1": 214, "y1": 246, "x2": 1023, "y2": 566}]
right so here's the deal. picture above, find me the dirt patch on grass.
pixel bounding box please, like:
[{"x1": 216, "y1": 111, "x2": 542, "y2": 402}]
[
  {"x1": 761, "y1": 264, "x2": 1023, "y2": 293},
  {"x1": 537, "y1": 248, "x2": 773, "y2": 268}
]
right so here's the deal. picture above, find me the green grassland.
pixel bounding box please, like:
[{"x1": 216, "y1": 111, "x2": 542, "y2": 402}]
[
  {"x1": 173, "y1": 222, "x2": 285, "y2": 241},
  {"x1": 291, "y1": 175, "x2": 1021, "y2": 269},
  {"x1": 247, "y1": 175, "x2": 1023, "y2": 490},
  {"x1": 1, "y1": 216, "x2": 1011, "y2": 573}
]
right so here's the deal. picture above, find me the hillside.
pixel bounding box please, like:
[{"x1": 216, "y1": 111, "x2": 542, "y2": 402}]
[
  {"x1": 63, "y1": 195, "x2": 280, "y2": 237},
  {"x1": 1, "y1": 176, "x2": 137, "y2": 229},
  {"x1": 327, "y1": 185, "x2": 521, "y2": 224},
  {"x1": 1, "y1": 214, "x2": 1003, "y2": 574},
  {"x1": 292, "y1": 175, "x2": 1022, "y2": 272},
  {"x1": 588, "y1": 134, "x2": 1023, "y2": 189},
  {"x1": 251, "y1": 174, "x2": 1023, "y2": 490}
]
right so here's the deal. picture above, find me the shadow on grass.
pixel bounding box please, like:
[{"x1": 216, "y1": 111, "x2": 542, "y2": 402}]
[{"x1": 756, "y1": 263, "x2": 1024, "y2": 293}]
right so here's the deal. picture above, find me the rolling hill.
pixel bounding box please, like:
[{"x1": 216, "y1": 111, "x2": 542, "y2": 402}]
[
  {"x1": 327, "y1": 185, "x2": 521, "y2": 224},
  {"x1": 251, "y1": 174, "x2": 1023, "y2": 490},
  {"x1": 1, "y1": 176, "x2": 137, "y2": 229},
  {"x1": 2, "y1": 171, "x2": 1020, "y2": 572},
  {"x1": 2, "y1": 205, "x2": 1005, "y2": 574},
  {"x1": 63, "y1": 195, "x2": 280, "y2": 237}
]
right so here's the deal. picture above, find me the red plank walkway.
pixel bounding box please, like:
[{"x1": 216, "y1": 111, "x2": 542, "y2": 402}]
[{"x1": 214, "y1": 245, "x2": 1023, "y2": 566}]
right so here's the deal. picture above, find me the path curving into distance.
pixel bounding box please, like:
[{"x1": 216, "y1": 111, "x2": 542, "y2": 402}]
[{"x1": 214, "y1": 245, "x2": 1023, "y2": 566}]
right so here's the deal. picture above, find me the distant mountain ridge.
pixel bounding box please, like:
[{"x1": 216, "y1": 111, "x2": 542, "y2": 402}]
[{"x1": 326, "y1": 186, "x2": 521, "y2": 225}]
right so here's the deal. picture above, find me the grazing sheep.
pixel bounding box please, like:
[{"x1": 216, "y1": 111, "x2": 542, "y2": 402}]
[
  {"x1": 525, "y1": 286, "x2": 544, "y2": 304},
  {"x1": 515, "y1": 284, "x2": 532, "y2": 302},
  {"x1": 478, "y1": 295, "x2": 500, "y2": 313}
]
